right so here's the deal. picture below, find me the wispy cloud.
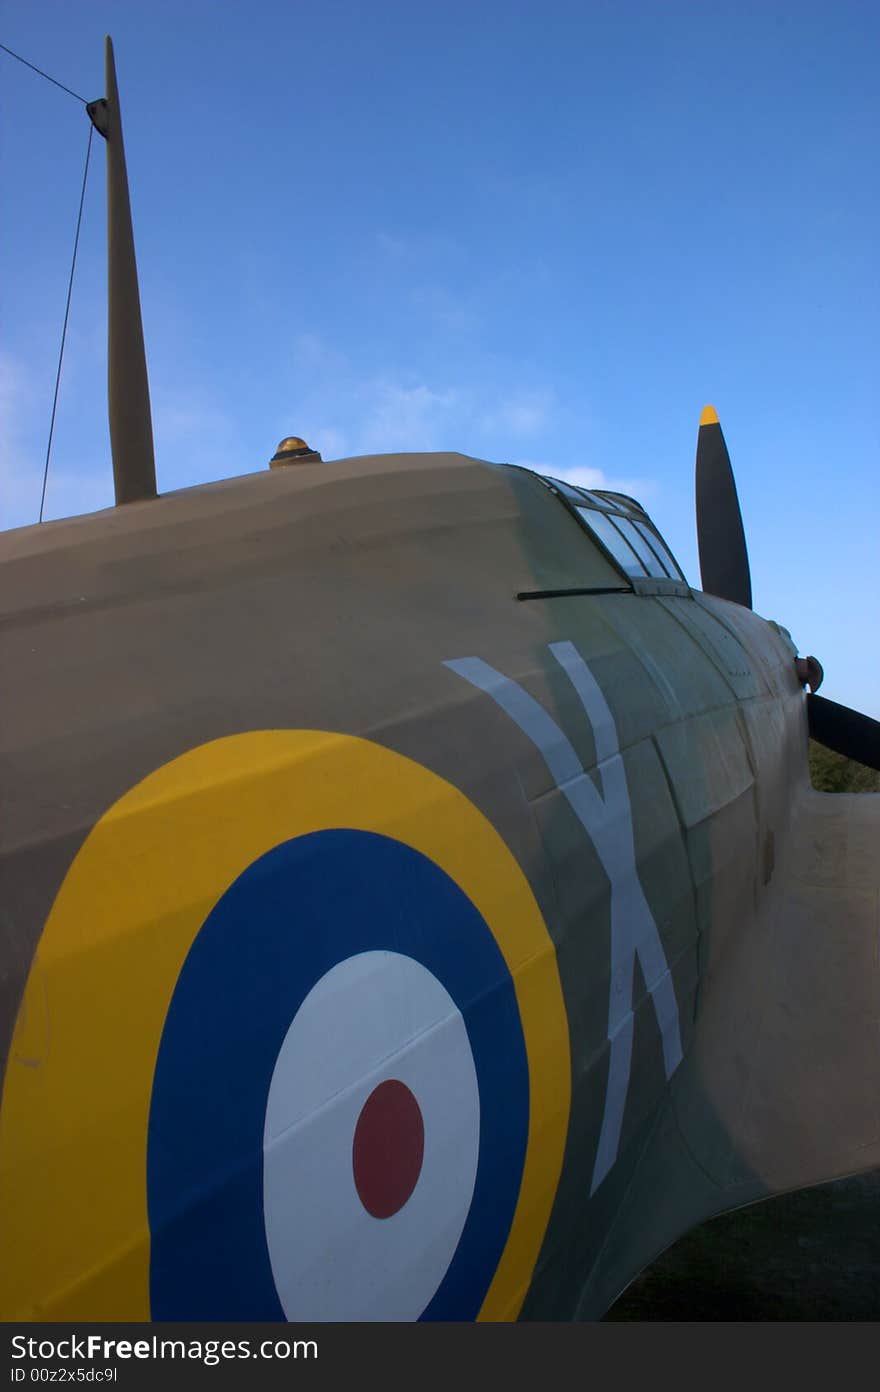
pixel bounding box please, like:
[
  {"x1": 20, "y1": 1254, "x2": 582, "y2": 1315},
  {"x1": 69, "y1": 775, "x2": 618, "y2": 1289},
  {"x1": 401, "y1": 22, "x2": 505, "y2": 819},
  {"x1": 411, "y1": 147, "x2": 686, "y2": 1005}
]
[
  {"x1": 360, "y1": 382, "x2": 461, "y2": 453},
  {"x1": 41, "y1": 469, "x2": 114, "y2": 522},
  {"x1": 512, "y1": 457, "x2": 656, "y2": 503},
  {"x1": 411, "y1": 285, "x2": 480, "y2": 334},
  {"x1": 150, "y1": 389, "x2": 251, "y2": 491},
  {"x1": 289, "y1": 334, "x2": 467, "y2": 456},
  {"x1": 375, "y1": 231, "x2": 480, "y2": 333},
  {"x1": 376, "y1": 231, "x2": 411, "y2": 260},
  {"x1": 291, "y1": 334, "x2": 350, "y2": 377},
  {"x1": 1, "y1": 327, "x2": 659, "y2": 532},
  {"x1": 480, "y1": 390, "x2": 554, "y2": 439},
  {"x1": 0, "y1": 350, "x2": 40, "y2": 528},
  {"x1": 281, "y1": 333, "x2": 659, "y2": 504},
  {"x1": 309, "y1": 425, "x2": 351, "y2": 460},
  {"x1": 375, "y1": 228, "x2": 465, "y2": 265},
  {"x1": 0, "y1": 349, "x2": 112, "y2": 529}
]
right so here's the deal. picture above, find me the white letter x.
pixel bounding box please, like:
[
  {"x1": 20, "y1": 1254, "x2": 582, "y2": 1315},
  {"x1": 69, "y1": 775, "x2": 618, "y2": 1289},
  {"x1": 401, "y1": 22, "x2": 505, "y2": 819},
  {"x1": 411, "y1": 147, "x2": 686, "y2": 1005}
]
[{"x1": 445, "y1": 641, "x2": 683, "y2": 1192}]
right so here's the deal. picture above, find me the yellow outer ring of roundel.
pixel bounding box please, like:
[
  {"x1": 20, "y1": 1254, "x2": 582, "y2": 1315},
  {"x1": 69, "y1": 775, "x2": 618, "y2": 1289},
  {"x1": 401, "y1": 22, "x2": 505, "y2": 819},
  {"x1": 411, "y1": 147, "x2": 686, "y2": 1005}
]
[{"x1": 0, "y1": 731, "x2": 571, "y2": 1322}]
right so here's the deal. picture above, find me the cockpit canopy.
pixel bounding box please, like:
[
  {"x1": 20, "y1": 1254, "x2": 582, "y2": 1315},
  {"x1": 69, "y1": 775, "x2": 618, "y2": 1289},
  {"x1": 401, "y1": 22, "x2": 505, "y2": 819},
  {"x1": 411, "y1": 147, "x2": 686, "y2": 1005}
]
[{"x1": 538, "y1": 475, "x2": 686, "y2": 584}]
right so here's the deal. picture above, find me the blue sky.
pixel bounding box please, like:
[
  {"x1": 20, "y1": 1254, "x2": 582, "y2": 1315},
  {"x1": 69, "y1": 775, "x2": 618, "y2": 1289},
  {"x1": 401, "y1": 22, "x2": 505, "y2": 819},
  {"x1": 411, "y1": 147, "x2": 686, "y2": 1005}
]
[{"x1": 2, "y1": 1, "x2": 878, "y2": 715}]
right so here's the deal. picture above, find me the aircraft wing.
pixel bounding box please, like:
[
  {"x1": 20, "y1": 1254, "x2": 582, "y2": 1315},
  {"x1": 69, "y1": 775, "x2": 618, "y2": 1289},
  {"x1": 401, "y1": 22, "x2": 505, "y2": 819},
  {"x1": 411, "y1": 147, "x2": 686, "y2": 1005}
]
[
  {"x1": 684, "y1": 781, "x2": 880, "y2": 1196},
  {"x1": 574, "y1": 780, "x2": 880, "y2": 1317}
]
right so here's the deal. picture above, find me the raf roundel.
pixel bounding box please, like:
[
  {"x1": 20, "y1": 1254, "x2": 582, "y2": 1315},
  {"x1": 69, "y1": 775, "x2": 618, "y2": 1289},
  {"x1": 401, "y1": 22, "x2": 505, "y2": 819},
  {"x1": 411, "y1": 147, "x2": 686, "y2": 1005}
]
[
  {"x1": 148, "y1": 831, "x2": 528, "y2": 1320},
  {"x1": 0, "y1": 731, "x2": 571, "y2": 1322}
]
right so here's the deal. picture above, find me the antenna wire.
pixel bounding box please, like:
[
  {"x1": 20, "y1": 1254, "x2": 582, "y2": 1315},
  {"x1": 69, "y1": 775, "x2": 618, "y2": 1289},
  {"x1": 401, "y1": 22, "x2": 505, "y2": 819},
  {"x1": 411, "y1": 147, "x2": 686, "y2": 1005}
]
[
  {"x1": 0, "y1": 41, "x2": 87, "y2": 103},
  {"x1": 40, "y1": 122, "x2": 94, "y2": 523}
]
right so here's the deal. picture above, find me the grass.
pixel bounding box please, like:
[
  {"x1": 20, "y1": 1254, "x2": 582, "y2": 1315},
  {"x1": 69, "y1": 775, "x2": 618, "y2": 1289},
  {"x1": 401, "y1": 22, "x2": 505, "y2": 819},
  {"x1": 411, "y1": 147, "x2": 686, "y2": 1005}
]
[{"x1": 808, "y1": 740, "x2": 880, "y2": 793}]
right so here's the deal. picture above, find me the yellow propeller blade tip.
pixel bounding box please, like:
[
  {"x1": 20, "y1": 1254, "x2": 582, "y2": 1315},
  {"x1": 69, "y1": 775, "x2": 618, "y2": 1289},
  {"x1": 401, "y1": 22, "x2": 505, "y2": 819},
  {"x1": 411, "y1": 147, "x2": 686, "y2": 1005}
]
[{"x1": 700, "y1": 404, "x2": 719, "y2": 426}]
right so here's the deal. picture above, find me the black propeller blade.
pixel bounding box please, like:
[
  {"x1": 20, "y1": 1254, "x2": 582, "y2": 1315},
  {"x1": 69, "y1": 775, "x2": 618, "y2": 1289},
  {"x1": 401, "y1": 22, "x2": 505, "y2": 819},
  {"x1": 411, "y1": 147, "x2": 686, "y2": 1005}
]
[
  {"x1": 808, "y1": 694, "x2": 880, "y2": 772},
  {"x1": 695, "y1": 405, "x2": 752, "y2": 609},
  {"x1": 694, "y1": 406, "x2": 877, "y2": 771}
]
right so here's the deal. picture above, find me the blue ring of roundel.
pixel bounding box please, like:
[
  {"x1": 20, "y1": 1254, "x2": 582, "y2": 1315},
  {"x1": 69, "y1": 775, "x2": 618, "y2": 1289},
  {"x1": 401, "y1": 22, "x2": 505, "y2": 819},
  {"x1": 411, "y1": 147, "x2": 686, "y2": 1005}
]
[{"x1": 147, "y1": 828, "x2": 530, "y2": 1320}]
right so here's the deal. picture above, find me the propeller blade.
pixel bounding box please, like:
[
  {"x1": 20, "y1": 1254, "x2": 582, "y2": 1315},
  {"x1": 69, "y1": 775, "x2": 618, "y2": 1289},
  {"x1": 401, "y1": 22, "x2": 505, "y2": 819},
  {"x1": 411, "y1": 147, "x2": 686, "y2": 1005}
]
[
  {"x1": 695, "y1": 405, "x2": 752, "y2": 608},
  {"x1": 807, "y1": 694, "x2": 880, "y2": 772}
]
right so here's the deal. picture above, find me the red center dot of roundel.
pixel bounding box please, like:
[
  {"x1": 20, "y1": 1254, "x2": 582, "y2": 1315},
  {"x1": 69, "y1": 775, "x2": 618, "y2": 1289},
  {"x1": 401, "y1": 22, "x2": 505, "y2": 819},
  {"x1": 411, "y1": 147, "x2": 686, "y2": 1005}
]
[{"x1": 352, "y1": 1079, "x2": 425, "y2": 1219}]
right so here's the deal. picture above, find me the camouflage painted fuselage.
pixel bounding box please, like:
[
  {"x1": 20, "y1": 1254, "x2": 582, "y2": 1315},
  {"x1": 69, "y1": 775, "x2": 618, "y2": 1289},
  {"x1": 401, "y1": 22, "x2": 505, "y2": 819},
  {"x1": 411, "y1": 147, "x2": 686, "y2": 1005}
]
[{"x1": 2, "y1": 452, "x2": 878, "y2": 1319}]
